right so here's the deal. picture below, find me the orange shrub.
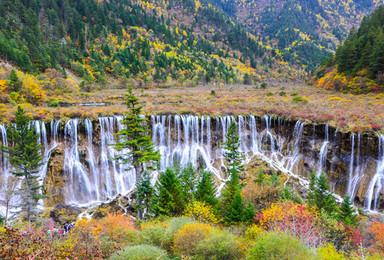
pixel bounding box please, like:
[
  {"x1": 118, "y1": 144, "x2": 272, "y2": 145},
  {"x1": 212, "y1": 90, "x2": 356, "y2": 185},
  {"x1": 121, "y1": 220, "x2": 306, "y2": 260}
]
[
  {"x1": 368, "y1": 221, "x2": 384, "y2": 255},
  {"x1": 255, "y1": 202, "x2": 324, "y2": 247}
]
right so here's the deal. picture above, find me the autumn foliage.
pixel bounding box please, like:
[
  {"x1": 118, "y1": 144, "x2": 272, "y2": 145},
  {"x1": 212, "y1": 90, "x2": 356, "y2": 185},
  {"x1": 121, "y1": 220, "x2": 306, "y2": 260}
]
[
  {"x1": 173, "y1": 222, "x2": 212, "y2": 256},
  {"x1": 255, "y1": 202, "x2": 325, "y2": 247},
  {"x1": 368, "y1": 221, "x2": 384, "y2": 255}
]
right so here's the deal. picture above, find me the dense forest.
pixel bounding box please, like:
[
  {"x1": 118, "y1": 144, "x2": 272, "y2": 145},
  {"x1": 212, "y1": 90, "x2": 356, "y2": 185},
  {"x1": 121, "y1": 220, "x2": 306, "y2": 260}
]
[
  {"x1": 0, "y1": 0, "x2": 274, "y2": 87},
  {"x1": 315, "y1": 6, "x2": 384, "y2": 94},
  {"x1": 0, "y1": 0, "x2": 380, "y2": 87},
  {"x1": 207, "y1": 0, "x2": 383, "y2": 71}
]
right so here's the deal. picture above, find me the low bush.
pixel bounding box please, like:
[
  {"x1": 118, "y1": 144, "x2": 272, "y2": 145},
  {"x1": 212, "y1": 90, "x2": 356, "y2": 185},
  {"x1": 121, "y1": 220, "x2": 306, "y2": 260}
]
[
  {"x1": 247, "y1": 232, "x2": 316, "y2": 260},
  {"x1": 195, "y1": 229, "x2": 245, "y2": 260},
  {"x1": 173, "y1": 222, "x2": 212, "y2": 256},
  {"x1": 48, "y1": 98, "x2": 61, "y2": 107},
  {"x1": 292, "y1": 96, "x2": 309, "y2": 103},
  {"x1": 162, "y1": 217, "x2": 195, "y2": 251},
  {"x1": 140, "y1": 217, "x2": 194, "y2": 252},
  {"x1": 316, "y1": 243, "x2": 346, "y2": 260},
  {"x1": 109, "y1": 244, "x2": 167, "y2": 260},
  {"x1": 140, "y1": 225, "x2": 167, "y2": 248}
]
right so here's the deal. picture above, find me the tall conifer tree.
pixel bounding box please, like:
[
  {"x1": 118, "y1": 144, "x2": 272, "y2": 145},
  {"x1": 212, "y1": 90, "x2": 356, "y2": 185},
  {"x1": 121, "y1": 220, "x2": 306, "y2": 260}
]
[
  {"x1": 114, "y1": 85, "x2": 160, "y2": 219},
  {"x1": 1, "y1": 106, "x2": 44, "y2": 227}
]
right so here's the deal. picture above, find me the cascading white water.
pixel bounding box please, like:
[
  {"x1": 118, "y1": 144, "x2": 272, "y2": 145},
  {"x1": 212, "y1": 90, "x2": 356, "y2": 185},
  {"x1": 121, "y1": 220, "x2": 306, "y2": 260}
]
[
  {"x1": 0, "y1": 124, "x2": 9, "y2": 175},
  {"x1": 316, "y1": 124, "x2": 329, "y2": 177},
  {"x1": 365, "y1": 135, "x2": 384, "y2": 211},
  {"x1": 0, "y1": 116, "x2": 382, "y2": 212},
  {"x1": 64, "y1": 119, "x2": 94, "y2": 204}
]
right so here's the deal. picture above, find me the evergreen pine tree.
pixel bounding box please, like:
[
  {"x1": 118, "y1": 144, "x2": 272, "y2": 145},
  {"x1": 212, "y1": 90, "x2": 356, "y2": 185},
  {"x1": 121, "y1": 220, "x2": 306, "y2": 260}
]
[
  {"x1": 195, "y1": 170, "x2": 218, "y2": 207},
  {"x1": 114, "y1": 85, "x2": 160, "y2": 183},
  {"x1": 369, "y1": 37, "x2": 384, "y2": 78},
  {"x1": 256, "y1": 170, "x2": 265, "y2": 185},
  {"x1": 338, "y1": 194, "x2": 357, "y2": 226},
  {"x1": 1, "y1": 106, "x2": 44, "y2": 228},
  {"x1": 223, "y1": 121, "x2": 244, "y2": 176},
  {"x1": 307, "y1": 172, "x2": 317, "y2": 208},
  {"x1": 179, "y1": 163, "x2": 197, "y2": 202},
  {"x1": 243, "y1": 202, "x2": 255, "y2": 223},
  {"x1": 114, "y1": 85, "x2": 160, "y2": 219},
  {"x1": 308, "y1": 172, "x2": 338, "y2": 217},
  {"x1": 136, "y1": 171, "x2": 154, "y2": 219},
  {"x1": 221, "y1": 121, "x2": 244, "y2": 222},
  {"x1": 154, "y1": 168, "x2": 186, "y2": 216},
  {"x1": 271, "y1": 172, "x2": 280, "y2": 187},
  {"x1": 8, "y1": 70, "x2": 22, "y2": 92},
  {"x1": 227, "y1": 189, "x2": 244, "y2": 223}
]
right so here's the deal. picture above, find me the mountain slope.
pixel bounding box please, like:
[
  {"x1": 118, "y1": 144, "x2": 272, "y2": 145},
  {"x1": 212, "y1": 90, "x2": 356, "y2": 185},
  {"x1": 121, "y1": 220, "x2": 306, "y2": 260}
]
[
  {"x1": 314, "y1": 5, "x2": 384, "y2": 94},
  {"x1": 1, "y1": 0, "x2": 299, "y2": 89},
  {"x1": 0, "y1": 0, "x2": 382, "y2": 92}
]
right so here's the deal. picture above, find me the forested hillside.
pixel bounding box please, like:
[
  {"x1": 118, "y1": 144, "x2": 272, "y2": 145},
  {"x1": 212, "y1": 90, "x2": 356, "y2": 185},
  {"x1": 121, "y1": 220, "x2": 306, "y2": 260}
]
[
  {"x1": 210, "y1": 0, "x2": 383, "y2": 71},
  {"x1": 1, "y1": 0, "x2": 381, "y2": 86},
  {"x1": 0, "y1": 0, "x2": 301, "y2": 89},
  {"x1": 315, "y1": 6, "x2": 384, "y2": 94}
]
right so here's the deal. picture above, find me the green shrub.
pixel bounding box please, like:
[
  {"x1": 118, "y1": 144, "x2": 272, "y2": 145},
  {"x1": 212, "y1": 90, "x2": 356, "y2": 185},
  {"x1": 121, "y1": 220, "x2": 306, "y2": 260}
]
[
  {"x1": 260, "y1": 82, "x2": 268, "y2": 89},
  {"x1": 195, "y1": 229, "x2": 244, "y2": 260},
  {"x1": 210, "y1": 90, "x2": 216, "y2": 95},
  {"x1": 247, "y1": 232, "x2": 316, "y2": 260},
  {"x1": 48, "y1": 98, "x2": 61, "y2": 107},
  {"x1": 291, "y1": 92, "x2": 298, "y2": 96},
  {"x1": 140, "y1": 217, "x2": 194, "y2": 252},
  {"x1": 9, "y1": 92, "x2": 19, "y2": 103},
  {"x1": 266, "y1": 92, "x2": 273, "y2": 96},
  {"x1": 292, "y1": 96, "x2": 308, "y2": 103},
  {"x1": 279, "y1": 91, "x2": 287, "y2": 97},
  {"x1": 109, "y1": 244, "x2": 167, "y2": 260},
  {"x1": 162, "y1": 217, "x2": 195, "y2": 251},
  {"x1": 140, "y1": 226, "x2": 167, "y2": 248}
]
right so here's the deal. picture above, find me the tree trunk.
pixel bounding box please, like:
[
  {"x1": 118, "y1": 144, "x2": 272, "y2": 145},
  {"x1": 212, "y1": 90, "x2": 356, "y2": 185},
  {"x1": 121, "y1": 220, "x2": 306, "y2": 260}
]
[{"x1": 134, "y1": 164, "x2": 144, "y2": 220}]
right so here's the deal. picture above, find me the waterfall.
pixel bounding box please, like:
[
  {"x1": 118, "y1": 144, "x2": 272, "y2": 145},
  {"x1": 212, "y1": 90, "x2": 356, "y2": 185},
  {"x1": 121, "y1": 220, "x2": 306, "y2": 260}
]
[
  {"x1": 365, "y1": 135, "x2": 384, "y2": 211},
  {"x1": 0, "y1": 116, "x2": 382, "y2": 211},
  {"x1": 0, "y1": 124, "x2": 9, "y2": 175},
  {"x1": 64, "y1": 119, "x2": 94, "y2": 204},
  {"x1": 317, "y1": 141, "x2": 329, "y2": 177}
]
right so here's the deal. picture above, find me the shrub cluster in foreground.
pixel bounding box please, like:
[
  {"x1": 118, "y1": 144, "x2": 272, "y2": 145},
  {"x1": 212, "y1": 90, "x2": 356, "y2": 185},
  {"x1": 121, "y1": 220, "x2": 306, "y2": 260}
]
[{"x1": 1, "y1": 169, "x2": 384, "y2": 259}]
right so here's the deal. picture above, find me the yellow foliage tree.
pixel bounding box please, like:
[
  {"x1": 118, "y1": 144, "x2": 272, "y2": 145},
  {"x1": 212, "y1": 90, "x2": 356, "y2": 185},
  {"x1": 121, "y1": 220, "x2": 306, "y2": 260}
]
[
  {"x1": 184, "y1": 201, "x2": 219, "y2": 224},
  {"x1": 173, "y1": 222, "x2": 212, "y2": 256}
]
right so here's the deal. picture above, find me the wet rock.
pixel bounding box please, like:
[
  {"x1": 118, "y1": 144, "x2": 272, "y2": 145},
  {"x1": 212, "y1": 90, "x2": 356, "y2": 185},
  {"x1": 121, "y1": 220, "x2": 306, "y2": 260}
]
[
  {"x1": 44, "y1": 145, "x2": 65, "y2": 208},
  {"x1": 49, "y1": 205, "x2": 83, "y2": 225}
]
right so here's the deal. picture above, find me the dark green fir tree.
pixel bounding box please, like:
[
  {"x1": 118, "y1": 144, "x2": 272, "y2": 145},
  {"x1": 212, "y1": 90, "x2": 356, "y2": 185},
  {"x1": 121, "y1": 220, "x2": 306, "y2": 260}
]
[
  {"x1": 136, "y1": 171, "x2": 154, "y2": 219},
  {"x1": 338, "y1": 194, "x2": 358, "y2": 226},
  {"x1": 153, "y1": 168, "x2": 186, "y2": 216},
  {"x1": 114, "y1": 85, "x2": 160, "y2": 219},
  {"x1": 308, "y1": 172, "x2": 338, "y2": 217},
  {"x1": 227, "y1": 189, "x2": 244, "y2": 223},
  {"x1": 195, "y1": 170, "x2": 218, "y2": 207},
  {"x1": 221, "y1": 121, "x2": 244, "y2": 223},
  {"x1": 1, "y1": 106, "x2": 44, "y2": 228},
  {"x1": 243, "y1": 202, "x2": 256, "y2": 224}
]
